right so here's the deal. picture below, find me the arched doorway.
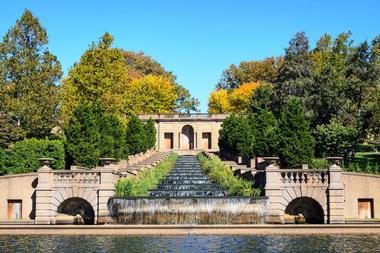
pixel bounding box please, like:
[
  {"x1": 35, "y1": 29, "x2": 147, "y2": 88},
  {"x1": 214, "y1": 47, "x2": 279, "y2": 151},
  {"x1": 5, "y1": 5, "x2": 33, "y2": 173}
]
[
  {"x1": 181, "y1": 125, "x2": 194, "y2": 150},
  {"x1": 285, "y1": 197, "x2": 324, "y2": 224},
  {"x1": 58, "y1": 197, "x2": 95, "y2": 224}
]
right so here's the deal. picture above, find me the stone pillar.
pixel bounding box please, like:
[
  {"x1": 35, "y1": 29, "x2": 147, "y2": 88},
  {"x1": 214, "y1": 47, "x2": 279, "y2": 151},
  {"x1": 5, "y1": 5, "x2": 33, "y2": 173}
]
[
  {"x1": 35, "y1": 159, "x2": 54, "y2": 224},
  {"x1": 97, "y1": 167, "x2": 117, "y2": 224},
  {"x1": 263, "y1": 157, "x2": 283, "y2": 223},
  {"x1": 327, "y1": 157, "x2": 345, "y2": 224}
]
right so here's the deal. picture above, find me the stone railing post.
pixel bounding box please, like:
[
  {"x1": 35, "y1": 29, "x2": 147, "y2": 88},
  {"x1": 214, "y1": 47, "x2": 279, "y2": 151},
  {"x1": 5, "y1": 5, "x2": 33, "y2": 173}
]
[
  {"x1": 327, "y1": 157, "x2": 345, "y2": 224},
  {"x1": 263, "y1": 157, "x2": 283, "y2": 223},
  {"x1": 97, "y1": 158, "x2": 117, "y2": 224},
  {"x1": 35, "y1": 158, "x2": 54, "y2": 224}
]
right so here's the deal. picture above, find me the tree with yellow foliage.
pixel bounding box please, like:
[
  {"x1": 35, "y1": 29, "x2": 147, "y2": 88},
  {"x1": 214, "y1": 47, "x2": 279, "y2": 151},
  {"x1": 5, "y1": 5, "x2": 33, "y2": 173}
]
[
  {"x1": 208, "y1": 89, "x2": 231, "y2": 113},
  {"x1": 208, "y1": 82, "x2": 260, "y2": 113},
  {"x1": 229, "y1": 82, "x2": 260, "y2": 112},
  {"x1": 125, "y1": 75, "x2": 178, "y2": 114}
]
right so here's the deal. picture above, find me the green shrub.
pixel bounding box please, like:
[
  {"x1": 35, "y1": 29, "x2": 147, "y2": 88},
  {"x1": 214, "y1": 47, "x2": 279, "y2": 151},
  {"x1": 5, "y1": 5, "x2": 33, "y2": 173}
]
[
  {"x1": 115, "y1": 152, "x2": 177, "y2": 197},
  {"x1": 197, "y1": 152, "x2": 261, "y2": 197},
  {"x1": 309, "y1": 158, "x2": 329, "y2": 169},
  {"x1": 2, "y1": 138, "x2": 65, "y2": 175},
  {"x1": 144, "y1": 118, "x2": 156, "y2": 150}
]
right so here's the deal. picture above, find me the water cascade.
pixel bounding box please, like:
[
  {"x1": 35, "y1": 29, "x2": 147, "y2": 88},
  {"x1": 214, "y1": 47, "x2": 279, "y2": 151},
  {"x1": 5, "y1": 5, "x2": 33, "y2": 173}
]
[{"x1": 108, "y1": 155, "x2": 268, "y2": 224}]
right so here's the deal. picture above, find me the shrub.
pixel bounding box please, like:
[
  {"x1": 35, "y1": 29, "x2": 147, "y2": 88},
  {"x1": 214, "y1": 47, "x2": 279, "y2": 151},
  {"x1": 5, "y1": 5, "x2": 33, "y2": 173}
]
[
  {"x1": 309, "y1": 158, "x2": 329, "y2": 169},
  {"x1": 115, "y1": 152, "x2": 177, "y2": 197},
  {"x1": 278, "y1": 98, "x2": 315, "y2": 167},
  {"x1": 197, "y1": 152, "x2": 261, "y2": 197},
  {"x1": 2, "y1": 139, "x2": 65, "y2": 175}
]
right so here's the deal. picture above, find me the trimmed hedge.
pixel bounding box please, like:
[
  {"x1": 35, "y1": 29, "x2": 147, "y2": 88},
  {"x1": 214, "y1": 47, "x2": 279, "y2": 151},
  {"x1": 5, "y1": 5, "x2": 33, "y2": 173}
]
[
  {"x1": 115, "y1": 152, "x2": 177, "y2": 197},
  {"x1": 197, "y1": 153, "x2": 261, "y2": 197},
  {"x1": 0, "y1": 138, "x2": 65, "y2": 175}
]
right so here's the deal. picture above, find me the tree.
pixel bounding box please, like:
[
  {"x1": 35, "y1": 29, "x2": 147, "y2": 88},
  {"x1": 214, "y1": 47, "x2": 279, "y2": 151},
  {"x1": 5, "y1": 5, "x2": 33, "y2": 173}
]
[
  {"x1": 208, "y1": 89, "x2": 231, "y2": 113},
  {"x1": 217, "y1": 57, "x2": 282, "y2": 90},
  {"x1": 218, "y1": 114, "x2": 253, "y2": 157},
  {"x1": 278, "y1": 98, "x2": 315, "y2": 167},
  {"x1": 314, "y1": 120, "x2": 361, "y2": 161},
  {"x1": 65, "y1": 103, "x2": 102, "y2": 168},
  {"x1": 0, "y1": 10, "x2": 62, "y2": 137},
  {"x1": 125, "y1": 116, "x2": 146, "y2": 155},
  {"x1": 229, "y1": 82, "x2": 260, "y2": 112},
  {"x1": 144, "y1": 118, "x2": 156, "y2": 150},
  {"x1": 249, "y1": 110, "x2": 279, "y2": 157},
  {"x1": 249, "y1": 83, "x2": 274, "y2": 114},
  {"x1": 125, "y1": 75, "x2": 178, "y2": 115},
  {"x1": 99, "y1": 114, "x2": 127, "y2": 160},
  {"x1": 60, "y1": 33, "x2": 131, "y2": 123},
  {"x1": 174, "y1": 85, "x2": 200, "y2": 113},
  {"x1": 274, "y1": 32, "x2": 315, "y2": 114},
  {"x1": 0, "y1": 112, "x2": 26, "y2": 148}
]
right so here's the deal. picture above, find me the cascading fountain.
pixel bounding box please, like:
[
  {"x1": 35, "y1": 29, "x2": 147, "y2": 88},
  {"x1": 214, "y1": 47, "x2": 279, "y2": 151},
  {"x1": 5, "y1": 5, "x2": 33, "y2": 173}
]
[{"x1": 108, "y1": 155, "x2": 268, "y2": 224}]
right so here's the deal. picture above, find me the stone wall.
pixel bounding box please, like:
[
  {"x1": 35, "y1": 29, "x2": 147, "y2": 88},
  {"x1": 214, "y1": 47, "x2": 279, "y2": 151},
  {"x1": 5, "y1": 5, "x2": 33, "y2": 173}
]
[
  {"x1": 0, "y1": 173, "x2": 37, "y2": 220},
  {"x1": 342, "y1": 172, "x2": 380, "y2": 219}
]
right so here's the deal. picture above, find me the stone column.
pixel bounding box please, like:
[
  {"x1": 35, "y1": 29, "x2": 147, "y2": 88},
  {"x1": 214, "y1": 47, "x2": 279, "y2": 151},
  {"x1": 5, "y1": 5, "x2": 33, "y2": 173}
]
[
  {"x1": 35, "y1": 159, "x2": 54, "y2": 224},
  {"x1": 97, "y1": 166, "x2": 117, "y2": 224},
  {"x1": 263, "y1": 157, "x2": 283, "y2": 223},
  {"x1": 327, "y1": 157, "x2": 345, "y2": 224}
]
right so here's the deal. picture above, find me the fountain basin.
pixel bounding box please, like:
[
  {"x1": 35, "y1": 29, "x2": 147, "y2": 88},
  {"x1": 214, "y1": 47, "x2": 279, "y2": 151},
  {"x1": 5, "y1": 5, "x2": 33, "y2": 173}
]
[{"x1": 108, "y1": 196, "x2": 268, "y2": 224}]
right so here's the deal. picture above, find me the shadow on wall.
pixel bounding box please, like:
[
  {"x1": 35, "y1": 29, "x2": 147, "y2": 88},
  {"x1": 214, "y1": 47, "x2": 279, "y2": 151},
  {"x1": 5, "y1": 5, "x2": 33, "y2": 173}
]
[{"x1": 29, "y1": 177, "x2": 38, "y2": 219}]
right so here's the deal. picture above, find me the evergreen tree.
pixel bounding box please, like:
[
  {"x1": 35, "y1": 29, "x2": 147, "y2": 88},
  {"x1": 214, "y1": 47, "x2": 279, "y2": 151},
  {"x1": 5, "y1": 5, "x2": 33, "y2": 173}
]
[
  {"x1": 249, "y1": 84, "x2": 273, "y2": 114},
  {"x1": 278, "y1": 98, "x2": 315, "y2": 167},
  {"x1": 218, "y1": 114, "x2": 253, "y2": 157},
  {"x1": 99, "y1": 114, "x2": 127, "y2": 160},
  {"x1": 125, "y1": 116, "x2": 146, "y2": 155},
  {"x1": 0, "y1": 10, "x2": 62, "y2": 137},
  {"x1": 65, "y1": 103, "x2": 102, "y2": 167},
  {"x1": 250, "y1": 110, "x2": 279, "y2": 157},
  {"x1": 274, "y1": 32, "x2": 315, "y2": 114},
  {"x1": 144, "y1": 118, "x2": 156, "y2": 150}
]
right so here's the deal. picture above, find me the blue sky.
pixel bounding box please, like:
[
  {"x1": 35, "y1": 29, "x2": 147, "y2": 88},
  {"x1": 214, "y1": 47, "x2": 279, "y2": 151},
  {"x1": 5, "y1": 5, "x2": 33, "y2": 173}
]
[{"x1": 1, "y1": 0, "x2": 379, "y2": 112}]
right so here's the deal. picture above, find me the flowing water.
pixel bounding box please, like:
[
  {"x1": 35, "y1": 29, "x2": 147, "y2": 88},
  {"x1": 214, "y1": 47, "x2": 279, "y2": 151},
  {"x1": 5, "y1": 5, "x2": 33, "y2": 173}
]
[
  {"x1": 108, "y1": 155, "x2": 268, "y2": 224},
  {"x1": 1, "y1": 234, "x2": 379, "y2": 252}
]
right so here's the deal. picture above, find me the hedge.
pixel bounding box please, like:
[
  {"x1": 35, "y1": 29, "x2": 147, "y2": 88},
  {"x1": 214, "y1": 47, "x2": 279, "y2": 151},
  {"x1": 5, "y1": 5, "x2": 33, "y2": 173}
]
[
  {"x1": 197, "y1": 152, "x2": 261, "y2": 197},
  {"x1": 115, "y1": 152, "x2": 177, "y2": 197},
  {"x1": 0, "y1": 138, "x2": 65, "y2": 175}
]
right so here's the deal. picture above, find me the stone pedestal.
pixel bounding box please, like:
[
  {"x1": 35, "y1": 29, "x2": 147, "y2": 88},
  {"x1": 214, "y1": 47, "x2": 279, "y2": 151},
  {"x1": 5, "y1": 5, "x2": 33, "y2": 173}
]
[
  {"x1": 328, "y1": 163, "x2": 345, "y2": 224},
  {"x1": 97, "y1": 168, "x2": 116, "y2": 224},
  {"x1": 264, "y1": 160, "x2": 283, "y2": 223},
  {"x1": 34, "y1": 165, "x2": 53, "y2": 224}
]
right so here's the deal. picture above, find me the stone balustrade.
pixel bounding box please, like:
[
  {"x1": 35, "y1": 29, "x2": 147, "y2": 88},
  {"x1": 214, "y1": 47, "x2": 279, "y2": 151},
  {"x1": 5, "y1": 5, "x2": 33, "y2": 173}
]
[{"x1": 280, "y1": 169, "x2": 328, "y2": 185}]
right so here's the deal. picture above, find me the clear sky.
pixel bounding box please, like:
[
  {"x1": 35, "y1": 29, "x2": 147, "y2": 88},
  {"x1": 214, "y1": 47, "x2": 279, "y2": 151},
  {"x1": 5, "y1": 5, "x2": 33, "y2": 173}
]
[{"x1": 1, "y1": 0, "x2": 379, "y2": 112}]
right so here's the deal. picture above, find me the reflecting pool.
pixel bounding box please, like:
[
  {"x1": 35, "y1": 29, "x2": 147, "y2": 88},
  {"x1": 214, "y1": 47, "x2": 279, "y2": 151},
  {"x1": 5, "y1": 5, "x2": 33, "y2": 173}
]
[{"x1": 0, "y1": 234, "x2": 379, "y2": 253}]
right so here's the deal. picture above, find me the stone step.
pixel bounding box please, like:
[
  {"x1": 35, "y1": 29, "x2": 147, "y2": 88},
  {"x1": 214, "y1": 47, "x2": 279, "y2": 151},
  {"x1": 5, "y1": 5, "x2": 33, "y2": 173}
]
[{"x1": 148, "y1": 189, "x2": 228, "y2": 197}]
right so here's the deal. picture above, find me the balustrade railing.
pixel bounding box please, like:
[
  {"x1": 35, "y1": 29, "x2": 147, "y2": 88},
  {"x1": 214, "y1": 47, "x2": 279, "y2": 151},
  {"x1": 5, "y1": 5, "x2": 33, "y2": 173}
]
[
  {"x1": 280, "y1": 169, "x2": 328, "y2": 185},
  {"x1": 52, "y1": 170, "x2": 100, "y2": 184}
]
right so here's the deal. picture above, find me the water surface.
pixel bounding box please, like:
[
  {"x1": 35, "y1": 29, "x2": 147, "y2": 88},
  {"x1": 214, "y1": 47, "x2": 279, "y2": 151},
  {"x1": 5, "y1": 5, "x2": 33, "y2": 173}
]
[{"x1": 1, "y1": 234, "x2": 379, "y2": 253}]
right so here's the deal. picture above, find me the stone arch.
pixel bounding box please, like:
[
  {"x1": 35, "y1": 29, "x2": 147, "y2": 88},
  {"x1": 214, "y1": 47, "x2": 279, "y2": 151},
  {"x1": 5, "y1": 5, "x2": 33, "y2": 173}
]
[
  {"x1": 284, "y1": 197, "x2": 324, "y2": 224},
  {"x1": 58, "y1": 197, "x2": 95, "y2": 224},
  {"x1": 181, "y1": 125, "x2": 194, "y2": 150}
]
